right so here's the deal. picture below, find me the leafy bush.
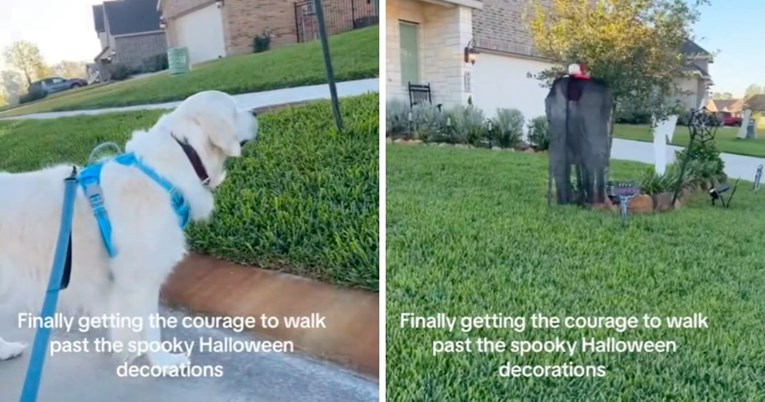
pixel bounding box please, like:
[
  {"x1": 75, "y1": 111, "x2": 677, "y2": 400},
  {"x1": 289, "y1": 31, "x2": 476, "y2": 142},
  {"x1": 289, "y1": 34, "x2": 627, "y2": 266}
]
[
  {"x1": 188, "y1": 94, "x2": 378, "y2": 290},
  {"x1": 141, "y1": 53, "x2": 169, "y2": 73},
  {"x1": 386, "y1": 98, "x2": 410, "y2": 137},
  {"x1": 108, "y1": 63, "x2": 132, "y2": 81},
  {"x1": 490, "y1": 108, "x2": 524, "y2": 148},
  {"x1": 411, "y1": 104, "x2": 447, "y2": 142},
  {"x1": 253, "y1": 30, "x2": 272, "y2": 53},
  {"x1": 446, "y1": 105, "x2": 486, "y2": 145},
  {"x1": 675, "y1": 140, "x2": 725, "y2": 177},
  {"x1": 527, "y1": 116, "x2": 549, "y2": 150},
  {"x1": 0, "y1": 94, "x2": 378, "y2": 291},
  {"x1": 640, "y1": 158, "x2": 722, "y2": 197},
  {"x1": 19, "y1": 85, "x2": 47, "y2": 104},
  {"x1": 616, "y1": 110, "x2": 652, "y2": 125}
]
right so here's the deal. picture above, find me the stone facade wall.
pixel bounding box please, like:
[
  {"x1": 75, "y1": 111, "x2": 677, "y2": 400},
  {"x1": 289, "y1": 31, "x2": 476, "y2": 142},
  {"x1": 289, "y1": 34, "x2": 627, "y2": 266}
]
[
  {"x1": 472, "y1": 0, "x2": 552, "y2": 57},
  {"x1": 225, "y1": 0, "x2": 376, "y2": 55},
  {"x1": 114, "y1": 32, "x2": 168, "y2": 71}
]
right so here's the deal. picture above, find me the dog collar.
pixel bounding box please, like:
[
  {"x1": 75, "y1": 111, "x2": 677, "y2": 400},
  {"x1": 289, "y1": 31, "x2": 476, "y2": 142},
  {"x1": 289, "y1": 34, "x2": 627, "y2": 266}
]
[{"x1": 172, "y1": 134, "x2": 210, "y2": 186}]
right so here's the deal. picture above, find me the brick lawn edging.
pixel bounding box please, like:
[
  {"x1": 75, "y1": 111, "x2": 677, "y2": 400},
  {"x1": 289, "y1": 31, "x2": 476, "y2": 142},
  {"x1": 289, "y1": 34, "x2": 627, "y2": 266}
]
[{"x1": 160, "y1": 254, "x2": 379, "y2": 379}]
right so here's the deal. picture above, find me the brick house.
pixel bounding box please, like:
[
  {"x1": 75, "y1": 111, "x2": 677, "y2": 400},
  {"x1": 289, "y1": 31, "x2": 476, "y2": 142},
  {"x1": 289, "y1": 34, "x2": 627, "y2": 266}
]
[
  {"x1": 92, "y1": 0, "x2": 167, "y2": 75},
  {"x1": 387, "y1": 0, "x2": 713, "y2": 129},
  {"x1": 157, "y1": 0, "x2": 377, "y2": 66}
]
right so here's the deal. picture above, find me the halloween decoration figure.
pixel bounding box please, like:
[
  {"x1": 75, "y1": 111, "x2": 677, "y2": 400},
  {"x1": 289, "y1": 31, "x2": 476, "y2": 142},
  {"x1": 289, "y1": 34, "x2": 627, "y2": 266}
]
[{"x1": 545, "y1": 63, "x2": 614, "y2": 205}]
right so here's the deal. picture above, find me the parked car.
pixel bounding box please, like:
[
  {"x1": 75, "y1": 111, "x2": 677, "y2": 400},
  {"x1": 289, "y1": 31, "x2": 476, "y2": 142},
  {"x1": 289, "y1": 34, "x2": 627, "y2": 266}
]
[
  {"x1": 723, "y1": 115, "x2": 742, "y2": 127},
  {"x1": 29, "y1": 76, "x2": 88, "y2": 96}
]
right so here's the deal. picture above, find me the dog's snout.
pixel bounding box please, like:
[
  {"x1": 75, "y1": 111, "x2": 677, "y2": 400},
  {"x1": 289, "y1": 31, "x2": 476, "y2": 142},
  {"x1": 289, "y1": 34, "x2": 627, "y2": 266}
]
[{"x1": 240, "y1": 140, "x2": 250, "y2": 147}]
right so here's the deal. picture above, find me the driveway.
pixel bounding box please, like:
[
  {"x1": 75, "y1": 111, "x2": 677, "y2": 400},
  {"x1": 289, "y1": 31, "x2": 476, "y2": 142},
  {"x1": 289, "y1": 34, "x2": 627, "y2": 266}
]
[{"x1": 0, "y1": 308, "x2": 378, "y2": 402}]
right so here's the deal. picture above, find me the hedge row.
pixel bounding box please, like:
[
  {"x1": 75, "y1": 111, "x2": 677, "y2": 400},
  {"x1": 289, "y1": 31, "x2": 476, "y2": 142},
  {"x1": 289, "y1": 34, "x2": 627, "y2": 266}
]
[{"x1": 0, "y1": 94, "x2": 379, "y2": 291}]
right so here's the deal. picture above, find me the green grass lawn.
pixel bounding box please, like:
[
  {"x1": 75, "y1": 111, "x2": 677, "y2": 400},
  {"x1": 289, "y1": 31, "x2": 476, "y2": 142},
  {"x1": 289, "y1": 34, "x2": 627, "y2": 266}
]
[
  {"x1": 0, "y1": 95, "x2": 378, "y2": 291},
  {"x1": 387, "y1": 145, "x2": 764, "y2": 400},
  {"x1": 614, "y1": 123, "x2": 765, "y2": 158},
  {"x1": 0, "y1": 27, "x2": 378, "y2": 118}
]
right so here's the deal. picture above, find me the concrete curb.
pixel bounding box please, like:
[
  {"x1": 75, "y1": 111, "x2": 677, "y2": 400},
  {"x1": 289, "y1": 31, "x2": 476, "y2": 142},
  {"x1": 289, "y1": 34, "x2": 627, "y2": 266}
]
[{"x1": 160, "y1": 254, "x2": 379, "y2": 379}]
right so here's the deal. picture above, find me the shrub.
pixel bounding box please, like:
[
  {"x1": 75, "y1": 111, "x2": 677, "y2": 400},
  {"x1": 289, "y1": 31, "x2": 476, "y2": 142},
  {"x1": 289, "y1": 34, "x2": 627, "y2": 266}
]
[
  {"x1": 411, "y1": 104, "x2": 447, "y2": 142},
  {"x1": 108, "y1": 63, "x2": 132, "y2": 81},
  {"x1": 490, "y1": 108, "x2": 524, "y2": 148},
  {"x1": 675, "y1": 140, "x2": 724, "y2": 177},
  {"x1": 141, "y1": 53, "x2": 169, "y2": 73},
  {"x1": 253, "y1": 30, "x2": 272, "y2": 53},
  {"x1": 527, "y1": 116, "x2": 549, "y2": 150},
  {"x1": 386, "y1": 99, "x2": 410, "y2": 137},
  {"x1": 188, "y1": 94, "x2": 379, "y2": 291},
  {"x1": 19, "y1": 85, "x2": 47, "y2": 104},
  {"x1": 446, "y1": 105, "x2": 486, "y2": 146},
  {"x1": 616, "y1": 110, "x2": 652, "y2": 125}
]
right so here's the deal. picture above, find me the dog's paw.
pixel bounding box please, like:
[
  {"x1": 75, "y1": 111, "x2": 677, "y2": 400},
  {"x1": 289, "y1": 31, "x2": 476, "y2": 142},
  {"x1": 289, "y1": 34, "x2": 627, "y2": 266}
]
[
  {"x1": 148, "y1": 351, "x2": 191, "y2": 376},
  {"x1": 0, "y1": 340, "x2": 27, "y2": 360}
]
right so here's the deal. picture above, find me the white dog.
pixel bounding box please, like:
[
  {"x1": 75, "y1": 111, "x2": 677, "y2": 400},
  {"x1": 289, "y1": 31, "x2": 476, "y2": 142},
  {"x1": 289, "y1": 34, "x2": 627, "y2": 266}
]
[{"x1": 0, "y1": 90, "x2": 257, "y2": 371}]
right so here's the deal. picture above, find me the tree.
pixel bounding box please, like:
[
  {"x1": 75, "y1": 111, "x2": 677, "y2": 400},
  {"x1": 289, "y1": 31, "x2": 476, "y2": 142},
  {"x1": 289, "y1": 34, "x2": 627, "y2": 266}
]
[
  {"x1": 527, "y1": 0, "x2": 708, "y2": 174},
  {"x1": 3, "y1": 41, "x2": 50, "y2": 85},
  {"x1": 744, "y1": 84, "x2": 763, "y2": 98},
  {"x1": 52, "y1": 61, "x2": 88, "y2": 79},
  {"x1": 0, "y1": 70, "x2": 26, "y2": 105}
]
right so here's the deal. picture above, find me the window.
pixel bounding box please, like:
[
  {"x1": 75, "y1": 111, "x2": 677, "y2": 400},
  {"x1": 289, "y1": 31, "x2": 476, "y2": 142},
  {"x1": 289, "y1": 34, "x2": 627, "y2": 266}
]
[{"x1": 399, "y1": 21, "x2": 420, "y2": 86}]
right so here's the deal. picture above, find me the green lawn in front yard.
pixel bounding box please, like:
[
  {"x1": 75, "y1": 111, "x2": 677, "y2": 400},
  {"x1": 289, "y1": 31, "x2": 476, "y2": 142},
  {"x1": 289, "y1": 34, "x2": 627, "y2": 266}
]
[
  {"x1": 0, "y1": 27, "x2": 378, "y2": 118},
  {"x1": 387, "y1": 145, "x2": 764, "y2": 400},
  {"x1": 614, "y1": 123, "x2": 765, "y2": 158},
  {"x1": 0, "y1": 95, "x2": 379, "y2": 291}
]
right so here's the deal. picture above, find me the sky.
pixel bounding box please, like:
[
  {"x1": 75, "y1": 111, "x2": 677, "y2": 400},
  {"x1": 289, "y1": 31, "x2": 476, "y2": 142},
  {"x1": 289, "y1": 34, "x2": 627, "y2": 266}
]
[
  {"x1": 0, "y1": 0, "x2": 104, "y2": 68},
  {"x1": 690, "y1": 0, "x2": 765, "y2": 96},
  {"x1": 0, "y1": 0, "x2": 762, "y2": 97}
]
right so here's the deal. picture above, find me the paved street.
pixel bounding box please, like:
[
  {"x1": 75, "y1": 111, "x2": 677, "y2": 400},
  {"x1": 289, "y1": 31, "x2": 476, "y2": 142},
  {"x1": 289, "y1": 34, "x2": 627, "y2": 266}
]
[
  {"x1": 611, "y1": 138, "x2": 764, "y2": 181},
  {"x1": 0, "y1": 78, "x2": 379, "y2": 120},
  {"x1": 0, "y1": 308, "x2": 378, "y2": 402}
]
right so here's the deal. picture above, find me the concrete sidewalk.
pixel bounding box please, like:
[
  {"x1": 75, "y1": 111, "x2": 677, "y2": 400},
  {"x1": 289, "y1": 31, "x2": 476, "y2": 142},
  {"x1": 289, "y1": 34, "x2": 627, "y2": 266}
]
[
  {"x1": 611, "y1": 138, "x2": 764, "y2": 181},
  {"x1": 0, "y1": 308, "x2": 377, "y2": 402},
  {"x1": 0, "y1": 78, "x2": 379, "y2": 120}
]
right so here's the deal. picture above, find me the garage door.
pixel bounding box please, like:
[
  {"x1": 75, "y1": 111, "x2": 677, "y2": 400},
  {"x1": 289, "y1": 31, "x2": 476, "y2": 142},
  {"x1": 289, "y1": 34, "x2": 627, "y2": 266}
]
[
  {"x1": 174, "y1": 4, "x2": 226, "y2": 65},
  {"x1": 472, "y1": 53, "x2": 553, "y2": 135}
]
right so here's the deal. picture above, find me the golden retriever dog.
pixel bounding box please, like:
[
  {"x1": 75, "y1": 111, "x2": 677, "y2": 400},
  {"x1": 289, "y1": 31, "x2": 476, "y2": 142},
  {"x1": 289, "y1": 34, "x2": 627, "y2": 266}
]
[{"x1": 0, "y1": 90, "x2": 257, "y2": 371}]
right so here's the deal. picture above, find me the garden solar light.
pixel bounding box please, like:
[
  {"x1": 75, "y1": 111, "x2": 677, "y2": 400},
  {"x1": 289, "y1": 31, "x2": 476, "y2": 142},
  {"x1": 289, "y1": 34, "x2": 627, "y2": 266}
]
[
  {"x1": 754, "y1": 164, "x2": 762, "y2": 191},
  {"x1": 709, "y1": 180, "x2": 740, "y2": 208}
]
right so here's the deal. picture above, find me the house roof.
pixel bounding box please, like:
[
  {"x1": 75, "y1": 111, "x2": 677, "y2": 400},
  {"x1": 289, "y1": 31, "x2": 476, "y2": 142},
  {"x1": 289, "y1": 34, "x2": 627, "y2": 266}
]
[
  {"x1": 682, "y1": 40, "x2": 711, "y2": 57},
  {"x1": 710, "y1": 99, "x2": 739, "y2": 110},
  {"x1": 103, "y1": 0, "x2": 162, "y2": 36},
  {"x1": 93, "y1": 5, "x2": 105, "y2": 33},
  {"x1": 745, "y1": 94, "x2": 765, "y2": 111}
]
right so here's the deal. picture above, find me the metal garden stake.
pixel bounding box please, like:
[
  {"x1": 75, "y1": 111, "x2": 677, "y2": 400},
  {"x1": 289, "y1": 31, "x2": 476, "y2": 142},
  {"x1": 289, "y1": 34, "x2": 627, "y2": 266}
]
[{"x1": 313, "y1": 0, "x2": 343, "y2": 132}]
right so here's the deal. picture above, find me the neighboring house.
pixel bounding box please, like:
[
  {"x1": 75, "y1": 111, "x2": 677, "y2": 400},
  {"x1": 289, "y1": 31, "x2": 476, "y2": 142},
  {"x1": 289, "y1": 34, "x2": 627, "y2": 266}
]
[
  {"x1": 387, "y1": 0, "x2": 713, "y2": 130},
  {"x1": 705, "y1": 98, "x2": 743, "y2": 117},
  {"x1": 157, "y1": 0, "x2": 377, "y2": 66},
  {"x1": 92, "y1": 0, "x2": 167, "y2": 74},
  {"x1": 672, "y1": 40, "x2": 714, "y2": 111}
]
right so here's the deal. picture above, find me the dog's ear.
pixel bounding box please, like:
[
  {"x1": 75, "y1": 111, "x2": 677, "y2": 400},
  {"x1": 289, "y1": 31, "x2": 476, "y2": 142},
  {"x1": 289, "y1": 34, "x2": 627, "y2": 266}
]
[{"x1": 190, "y1": 111, "x2": 242, "y2": 157}]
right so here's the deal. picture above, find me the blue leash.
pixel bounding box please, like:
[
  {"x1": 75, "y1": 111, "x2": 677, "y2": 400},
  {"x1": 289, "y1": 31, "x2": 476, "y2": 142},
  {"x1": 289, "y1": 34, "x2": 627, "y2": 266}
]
[{"x1": 20, "y1": 167, "x2": 79, "y2": 402}]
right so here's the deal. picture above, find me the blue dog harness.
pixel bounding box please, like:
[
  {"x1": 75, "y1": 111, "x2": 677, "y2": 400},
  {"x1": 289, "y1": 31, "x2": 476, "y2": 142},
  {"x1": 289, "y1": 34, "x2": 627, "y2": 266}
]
[{"x1": 78, "y1": 152, "x2": 190, "y2": 257}]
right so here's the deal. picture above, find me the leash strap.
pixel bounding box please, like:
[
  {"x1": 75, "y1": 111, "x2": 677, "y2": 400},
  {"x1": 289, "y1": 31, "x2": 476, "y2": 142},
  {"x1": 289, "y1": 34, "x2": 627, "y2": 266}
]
[{"x1": 20, "y1": 167, "x2": 79, "y2": 402}]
